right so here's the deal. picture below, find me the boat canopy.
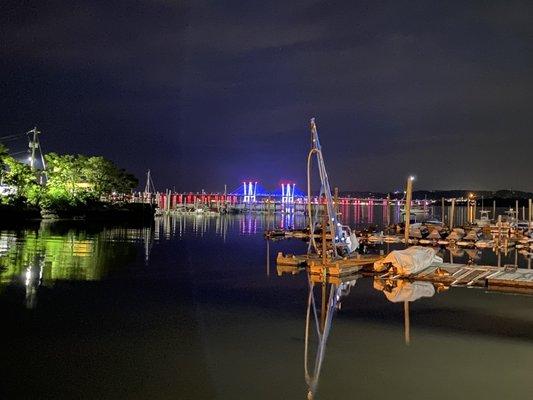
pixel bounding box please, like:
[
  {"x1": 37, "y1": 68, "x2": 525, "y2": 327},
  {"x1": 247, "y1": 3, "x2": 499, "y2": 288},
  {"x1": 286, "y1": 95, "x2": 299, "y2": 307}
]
[
  {"x1": 464, "y1": 230, "x2": 479, "y2": 241},
  {"x1": 427, "y1": 229, "x2": 442, "y2": 240},
  {"x1": 373, "y1": 246, "x2": 443, "y2": 275},
  {"x1": 447, "y1": 231, "x2": 463, "y2": 241},
  {"x1": 452, "y1": 228, "x2": 466, "y2": 235}
]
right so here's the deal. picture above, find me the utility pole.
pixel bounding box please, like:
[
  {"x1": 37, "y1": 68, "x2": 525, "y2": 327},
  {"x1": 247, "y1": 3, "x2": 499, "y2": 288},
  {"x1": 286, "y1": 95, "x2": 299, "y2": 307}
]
[
  {"x1": 27, "y1": 126, "x2": 47, "y2": 184},
  {"x1": 28, "y1": 127, "x2": 40, "y2": 170}
]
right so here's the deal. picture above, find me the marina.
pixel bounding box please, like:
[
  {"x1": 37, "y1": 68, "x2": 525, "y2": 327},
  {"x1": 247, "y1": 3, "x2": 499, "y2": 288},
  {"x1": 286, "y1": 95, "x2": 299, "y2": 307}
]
[
  {"x1": 2, "y1": 119, "x2": 532, "y2": 400},
  {"x1": 2, "y1": 1, "x2": 533, "y2": 398}
]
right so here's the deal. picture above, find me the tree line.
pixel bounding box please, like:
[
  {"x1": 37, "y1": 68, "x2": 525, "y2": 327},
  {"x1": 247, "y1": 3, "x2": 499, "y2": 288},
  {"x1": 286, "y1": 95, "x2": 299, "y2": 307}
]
[{"x1": 0, "y1": 143, "x2": 138, "y2": 209}]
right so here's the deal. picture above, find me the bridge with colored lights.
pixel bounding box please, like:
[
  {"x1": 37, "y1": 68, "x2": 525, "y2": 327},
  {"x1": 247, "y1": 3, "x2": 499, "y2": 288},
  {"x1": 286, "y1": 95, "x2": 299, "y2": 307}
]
[{"x1": 135, "y1": 180, "x2": 430, "y2": 212}]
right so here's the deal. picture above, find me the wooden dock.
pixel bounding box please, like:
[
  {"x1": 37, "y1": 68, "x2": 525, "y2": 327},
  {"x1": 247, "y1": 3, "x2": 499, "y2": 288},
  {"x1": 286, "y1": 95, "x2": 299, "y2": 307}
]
[
  {"x1": 276, "y1": 252, "x2": 533, "y2": 294},
  {"x1": 372, "y1": 263, "x2": 533, "y2": 294},
  {"x1": 276, "y1": 251, "x2": 383, "y2": 277}
]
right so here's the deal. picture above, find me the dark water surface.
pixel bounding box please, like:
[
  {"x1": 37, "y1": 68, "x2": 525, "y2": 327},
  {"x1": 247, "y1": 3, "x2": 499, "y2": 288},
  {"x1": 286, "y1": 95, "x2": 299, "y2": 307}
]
[{"x1": 1, "y1": 212, "x2": 532, "y2": 400}]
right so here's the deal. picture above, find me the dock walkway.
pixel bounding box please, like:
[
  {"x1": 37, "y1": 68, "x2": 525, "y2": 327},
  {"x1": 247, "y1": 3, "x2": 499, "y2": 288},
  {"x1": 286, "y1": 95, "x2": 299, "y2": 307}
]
[
  {"x1": 386, "y1": 263, "x2": 533, "y2": 293},
  {"x1": 276, "y1": 252, "x2": 533, "y2": 293},
  {"x1": 276, "y1": 252, "x2": 382, "y2": 277}
]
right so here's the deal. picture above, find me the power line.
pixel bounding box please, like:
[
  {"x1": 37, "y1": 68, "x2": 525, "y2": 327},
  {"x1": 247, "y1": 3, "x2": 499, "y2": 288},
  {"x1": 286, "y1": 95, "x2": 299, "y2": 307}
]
[{"x1": 0, "y1": 132, "x2": 26, "y2": 141}]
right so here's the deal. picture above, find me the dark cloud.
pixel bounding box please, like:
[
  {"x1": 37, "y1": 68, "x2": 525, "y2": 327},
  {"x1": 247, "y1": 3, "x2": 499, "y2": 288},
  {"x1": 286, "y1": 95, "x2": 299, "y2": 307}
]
[{"x1": 1, "y1": 0, "x2": 532, "y2": 192}]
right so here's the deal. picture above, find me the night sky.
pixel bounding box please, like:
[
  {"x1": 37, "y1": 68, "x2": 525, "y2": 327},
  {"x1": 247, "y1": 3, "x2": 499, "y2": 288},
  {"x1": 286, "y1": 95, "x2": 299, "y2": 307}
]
[{"x1": 1, "y1": 1, "x2": 532, "y2": 193}]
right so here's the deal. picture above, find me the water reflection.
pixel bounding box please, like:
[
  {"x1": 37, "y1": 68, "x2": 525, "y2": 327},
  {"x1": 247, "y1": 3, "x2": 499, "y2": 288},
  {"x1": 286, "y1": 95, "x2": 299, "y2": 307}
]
[
  {"x1": 155, "y1": 212, "x2": 310, "y2": 238},
  {"x1": 373, "y1": 278, "x2": 446, "y2": 346},
  {"x1": 2, "y1": 213, "x2": 302, "y2": 302},
  {"x1": 274, "y1": 251, "x2": 533, "y2": 400},
  {"x1": 0, "y1": 222, "x2": 142, "y2": 308},
  {"x1": 302, "y1": 273, "x2": 445, "y2": 398},
  {"x1": 373, "y1": 279, "x2": 437, "y2": 303},
  {"x1": 304, "y1": 275, "x2": 358, "y2": 399},
  {"x1": 0, "y1": 213, "x2": 309, "y2": 309}
]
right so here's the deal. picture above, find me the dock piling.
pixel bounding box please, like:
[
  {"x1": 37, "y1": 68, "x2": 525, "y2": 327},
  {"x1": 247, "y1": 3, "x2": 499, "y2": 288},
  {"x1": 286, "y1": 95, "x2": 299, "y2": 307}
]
[
  {"x1": 441, "y1": 197, "x2": 445, "y2": 223},
  {"x1": 404, "y1": 177, "x2": 414, "y2": 245},
  {"x1": 528, "y1": 199, "x2": 533, "y2": 230},
  {"x1": 449, "y1": 198, "x2": 455, "y2": 229}
]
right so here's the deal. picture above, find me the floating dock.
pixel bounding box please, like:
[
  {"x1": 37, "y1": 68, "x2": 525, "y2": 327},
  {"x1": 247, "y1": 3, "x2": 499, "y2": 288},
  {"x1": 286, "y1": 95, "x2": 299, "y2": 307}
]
[
  {"x1": 381, "y1": 263, "x2": 533, "y2": 294},
  {"x1": 266, "y1": 228, "x2": 533, "y2": 251},
  {"x1": 276, "y1": 252, "x2": 533, "y2": 294},
  {"x1": 276, "y1": 252, "x2": 383, "y2": 277}
]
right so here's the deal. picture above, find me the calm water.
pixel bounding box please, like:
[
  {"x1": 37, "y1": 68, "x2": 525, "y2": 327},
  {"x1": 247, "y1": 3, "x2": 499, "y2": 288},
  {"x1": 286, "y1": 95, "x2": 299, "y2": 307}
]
[{"x1": 1, "y1": 210, "x2": 532, "y2": 399}]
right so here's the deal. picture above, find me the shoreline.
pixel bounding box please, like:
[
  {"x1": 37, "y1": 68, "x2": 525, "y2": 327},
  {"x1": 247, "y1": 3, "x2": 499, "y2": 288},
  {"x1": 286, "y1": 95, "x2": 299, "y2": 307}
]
[{"x1": 0, "y1": 203, "x2": 155, "y2": 225}]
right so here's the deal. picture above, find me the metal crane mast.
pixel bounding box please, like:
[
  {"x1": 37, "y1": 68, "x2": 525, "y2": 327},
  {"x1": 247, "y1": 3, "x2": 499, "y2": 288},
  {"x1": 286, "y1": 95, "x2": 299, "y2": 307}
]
[{"x1": 306, "y1": 118, "x2": 344, "y2": 258}]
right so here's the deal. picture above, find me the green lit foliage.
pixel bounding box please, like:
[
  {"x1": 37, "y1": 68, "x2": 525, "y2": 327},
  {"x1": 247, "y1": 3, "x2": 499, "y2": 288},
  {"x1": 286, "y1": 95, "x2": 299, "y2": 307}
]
[
  {"x1": 42, "y1": 153, "x2": 138, "y2": 208},
  {"x1": 1, "y1": 148, "x2": 137, "y2": 209},
  {"x1": 84, "y1": 156, "x2": 138, "y2": 196},
  {"x1": 1, "y1": 155, "x2": 40, "y2": 205},
  {"x1": 0, "y1": 143, "x2": 10, "y2": 186},
  {"x1": 0, "y1": 144, "x2": 8, "y2": 174}
]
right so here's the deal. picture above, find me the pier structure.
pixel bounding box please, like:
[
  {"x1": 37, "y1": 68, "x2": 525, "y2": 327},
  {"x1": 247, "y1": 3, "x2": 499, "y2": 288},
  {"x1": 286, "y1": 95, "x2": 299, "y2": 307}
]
[
  {"x1": 134, "y1": 190, "x2": 425, "y2": 211},
  {"x1": 133, "y1": 168, "x2": 453, "y2": 212}
]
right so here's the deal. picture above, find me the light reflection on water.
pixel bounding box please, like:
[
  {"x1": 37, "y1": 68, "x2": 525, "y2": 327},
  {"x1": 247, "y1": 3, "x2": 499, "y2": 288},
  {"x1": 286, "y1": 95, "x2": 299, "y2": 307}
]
[
  {"x1": 1, "y1": 209, "x2": 530, "y2": 305},
  {"x1": 0, "y1": 211, "x2": 532, "y2": 399},
  {"x1": 281, "y1": 265, "x2": 533, "y2": 399}
]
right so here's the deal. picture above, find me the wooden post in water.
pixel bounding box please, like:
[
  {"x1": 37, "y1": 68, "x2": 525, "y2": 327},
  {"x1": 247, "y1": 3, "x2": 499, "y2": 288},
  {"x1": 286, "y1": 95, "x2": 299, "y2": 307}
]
[
  {"x1": 441, "y1": 197, "x2": 445, "y2": 223},
  {"x1": 449, "y1": 198, "x2": 456, "y2": 229},
  {"x1": 404, "y1": 301, "x2": 410, "y2": 346},
  {"x1": 528, "y1": 199, "x2": 533, "y2": 230},
  {"x1": 404, "y1": 176, "x2": 414, "y2": 246},
  {"x1": 497, "y1": 215, "x2": 502, "y2": 245},
  {"x1": 403, "y1": 301, "x2": 411, "y2": 346},
  {"x1": 387, "y1": 193, "x2": 391, "y2": 226}
]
